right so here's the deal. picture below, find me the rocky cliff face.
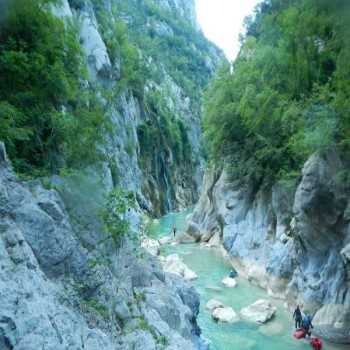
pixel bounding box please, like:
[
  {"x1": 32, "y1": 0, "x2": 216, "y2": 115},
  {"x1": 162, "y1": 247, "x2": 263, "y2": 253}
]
[
  {"x1": 0, "y1": 1, "x2": 223, "y2": 348},
  {"x1": 156, "y1": 0, "x2": 198, "y2": 29},
  {"x1": 0, "y1": 142, "x2": 206, "y2": 349},
  {"x1": 187, "y1": 151, "x2": 350, "y2": 343},
  {"x1": 58, "y1": 0, "x2": 223, "y2": 216}
]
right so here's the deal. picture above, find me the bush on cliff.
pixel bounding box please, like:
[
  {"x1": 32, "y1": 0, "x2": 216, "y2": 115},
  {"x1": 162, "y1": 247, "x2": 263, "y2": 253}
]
[
  {"x1": 99, "y1": 188, "x2": 135, "y2": 247},
  {"x1": 0, "y1": 0, "x2": 108, "y2": 175}
]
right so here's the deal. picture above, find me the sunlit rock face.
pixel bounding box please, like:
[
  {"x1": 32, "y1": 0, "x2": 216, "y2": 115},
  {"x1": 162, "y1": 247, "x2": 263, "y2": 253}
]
[{"x1": 187, "y1": 150, "x2": 350, "y2": 343}]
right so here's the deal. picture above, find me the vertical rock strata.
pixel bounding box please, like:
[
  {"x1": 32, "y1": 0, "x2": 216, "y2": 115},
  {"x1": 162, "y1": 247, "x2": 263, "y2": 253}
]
[
  {"x1": 0, "y1": 0, "x2": 224, "y2": 348},
  {"x1": 56, "y1": 0, "x2": 224, "y2": 216},
  {"x1": 187, "y1": 151, "x2": 350, "y2": 343},
  {"x1": 0, "y1": 142, "x2": 205, "y2": 349}
]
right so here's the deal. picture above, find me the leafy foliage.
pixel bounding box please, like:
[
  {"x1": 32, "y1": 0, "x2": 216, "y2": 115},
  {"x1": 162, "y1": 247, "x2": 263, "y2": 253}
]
[
  {"x1": 0, "y1": 0, "x2": 108, "y2": 175},
  {"x1": 157, "y1": 335, "x2": 169, "y2": 347},
  {"x1": 204, "y1": 0, "x2": 350, "y2": 187},
  {"x1": 137, "y1": 90, "x2": 192, "y2": 172},
  {"x1": 99, "y1": 188, "x2": 135, "y2": 247},
  {"x1": 115, "y1": 0, "x2": 222, "y2": 106},
  {"x1": 82, "y1": 298, "x2": 109, "y2": 320},
  {"x1": 92, "y1": 2, "x2": 145, "y2": 97}
]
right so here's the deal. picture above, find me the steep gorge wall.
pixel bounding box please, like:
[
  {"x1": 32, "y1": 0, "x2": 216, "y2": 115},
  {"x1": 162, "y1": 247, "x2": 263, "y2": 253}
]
[
  {"x1": 0, "y1": 140, "x2": 206, "y2": 349},
  {"x1": 60, "y1": 0, "x2": 223, "y2": 216},
  {"x1": 187, "y1": 151, "x2": 350, "y2": 343},
  {"x1": 0, "y1": 1, "x2": 224, "y2": 349}
]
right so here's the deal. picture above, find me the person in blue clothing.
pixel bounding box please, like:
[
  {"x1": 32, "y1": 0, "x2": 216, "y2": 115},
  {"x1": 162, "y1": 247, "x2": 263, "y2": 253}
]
[
  {"x1": 229, "y1": 268, "x2": 238, "y2": 279},
  {"x1": 302, "y1": 314, "x2": 314, "y2": 337},
  {"x1": 293, "y1": 305, "x2": 303, "y2": 329}
]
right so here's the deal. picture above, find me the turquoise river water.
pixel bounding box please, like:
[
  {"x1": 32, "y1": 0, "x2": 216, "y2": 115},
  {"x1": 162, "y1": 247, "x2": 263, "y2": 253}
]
[{"x1": 146, "y1": 210, "x2": 349, "y2": 350}]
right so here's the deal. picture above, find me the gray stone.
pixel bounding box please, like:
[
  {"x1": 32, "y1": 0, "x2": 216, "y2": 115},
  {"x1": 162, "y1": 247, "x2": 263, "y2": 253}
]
[
  {"x1": 162, "y1": 254, "x2": 198, "y2": 281},
  {"x1": 114, "y1": 301, "x2": 131, "y2": 322},
  {"x1": 212, "y1": 306, "x2": 239, "y2": 323},
  {"x1": 188, "y1": 149, "x2": 350, "y2": 342},
  {"x1": 0, "y1": 132, "x2": 206, "y2": 350},
  {"x1": 205, "y1": 299, "x2": 224, "y2": 311},
  {"x1": 313, "y1": 305, "x2": 350, "y2": 343},
  {"x1": 240, "y1": 300, "x2": 276, "y2": 324},
  {"x1": 0, "y1": 0, "x2": 226, "y2": 348}
]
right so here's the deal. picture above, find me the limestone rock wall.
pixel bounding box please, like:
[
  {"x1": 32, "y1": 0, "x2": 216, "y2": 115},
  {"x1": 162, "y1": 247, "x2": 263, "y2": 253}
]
[
  {"x1": 187, "y1": 151, "x2": 350, "y2": 343},
  {"x1": 0, "y1": 143, "x2": 206, "y2": 349},
  {"x1": 58, "y1": 0, "x2": 224, "y2": 216},
  {"x1": 0, "y1": 1, "x2": 222, "y2": 348}
]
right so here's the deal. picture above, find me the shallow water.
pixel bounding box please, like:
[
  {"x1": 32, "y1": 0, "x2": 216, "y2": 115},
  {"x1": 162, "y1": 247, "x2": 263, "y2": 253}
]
[{"x1": 146, "y1": 210, "x2": 349, "y2": 350}]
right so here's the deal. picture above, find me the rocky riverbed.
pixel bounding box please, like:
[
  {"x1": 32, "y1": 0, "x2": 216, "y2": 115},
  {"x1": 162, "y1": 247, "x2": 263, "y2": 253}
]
[
  {"x1": 186, "y1": 150, "x2": 350, "y2": 344},
  {"x1": 146, "y1": 210, "x2": 350, "y2": 350}
]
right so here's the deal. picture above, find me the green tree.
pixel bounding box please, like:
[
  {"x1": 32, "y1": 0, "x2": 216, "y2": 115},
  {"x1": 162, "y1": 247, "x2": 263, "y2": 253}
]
[
  {"x1": 99, "y1": 188, "x2": 135, "y2": 247},
  {"x1": 204, "y1": 0, "x2": 350, "y2": 188},
  {"x1": 0, "y1": 0, "x2": 108, "y2": 175}
]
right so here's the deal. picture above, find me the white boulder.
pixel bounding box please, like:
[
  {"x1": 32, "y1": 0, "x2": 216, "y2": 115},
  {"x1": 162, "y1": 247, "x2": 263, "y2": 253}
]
[
  {"x1": 240, "y1": 299, "x2": 276, "y2": 324},
  {"x1": 212, "y1": 306, "x2": 239, "y2": 323},
  {"x1": 222, "y1": 277, "x2": 237, "y2": 288},
  {"x1": 206, "y1": 299, "x2": 224, "y2": 311},
  {"x1": 141, "y1": 237, "x2": 160, "y2": 256},
  {"x1": 162, "y1": 254, "x2": 198, "y2": 281},
  {"x1": 51, "y1": 0, "x2": 73, "y2": 18},
  {"x1": 312, "y1": 304, "x2": 350, "y2": 343}
]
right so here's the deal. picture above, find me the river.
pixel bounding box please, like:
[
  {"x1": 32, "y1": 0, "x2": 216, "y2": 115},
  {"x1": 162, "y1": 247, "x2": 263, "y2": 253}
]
[{"x1": 146, "y1": 210, "x2": 348, "y2": 350}]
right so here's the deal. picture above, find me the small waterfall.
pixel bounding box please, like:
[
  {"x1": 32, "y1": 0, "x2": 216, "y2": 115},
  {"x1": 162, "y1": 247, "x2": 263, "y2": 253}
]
[
  {"x1": 158, "y1": 153, "x2": 173, "y2": 212},
  {"x1": 163, "y1": 170, "x2": 172, "y2": 212}
]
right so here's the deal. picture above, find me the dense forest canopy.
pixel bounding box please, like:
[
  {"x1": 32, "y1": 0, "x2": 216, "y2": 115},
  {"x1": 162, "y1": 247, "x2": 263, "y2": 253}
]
[{"x1": 204, "y1": 0, "x2": 350, "y2": 189}]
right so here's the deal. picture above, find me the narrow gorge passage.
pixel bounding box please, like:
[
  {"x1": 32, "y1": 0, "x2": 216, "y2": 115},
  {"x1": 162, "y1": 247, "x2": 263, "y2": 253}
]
[
  {"x1": 147, "y1": 211, "x2": 349, "y2": 350},
  {"x1": 1, "y1": 0, "x2": 350, "y2": 349}
]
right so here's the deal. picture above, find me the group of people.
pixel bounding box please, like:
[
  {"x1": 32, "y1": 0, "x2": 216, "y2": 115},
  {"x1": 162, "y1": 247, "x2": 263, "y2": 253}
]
[{"x1": 293, "y1": 305, "x2": 314, "y2": 336}]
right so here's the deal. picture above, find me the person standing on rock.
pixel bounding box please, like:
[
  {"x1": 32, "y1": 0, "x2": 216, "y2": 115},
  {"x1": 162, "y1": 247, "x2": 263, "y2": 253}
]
[{"x1": 293, "y1": 305, "x2": 302, "y2": 329}]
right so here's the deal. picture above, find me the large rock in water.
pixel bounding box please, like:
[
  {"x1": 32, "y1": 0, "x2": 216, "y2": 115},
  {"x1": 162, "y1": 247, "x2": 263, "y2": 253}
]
[
  {"x1": 163, "y1": 254, "x2": 198, "y2": 281},
  {"x1": 212, "y1": 306, "x2": 239, "y2": 323},
  {"x1": 222, "y1": 277, "x2": 237, "y2": 288},
  {"x1": 206, "y1": 299, "x2": 224, "y2": 311},
  {"x1": 313, "y1": 305, "x2": 350, "y2": 343},
  {"x1": 240, "y1": 300, "x2": 276, "y2": 324}
]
